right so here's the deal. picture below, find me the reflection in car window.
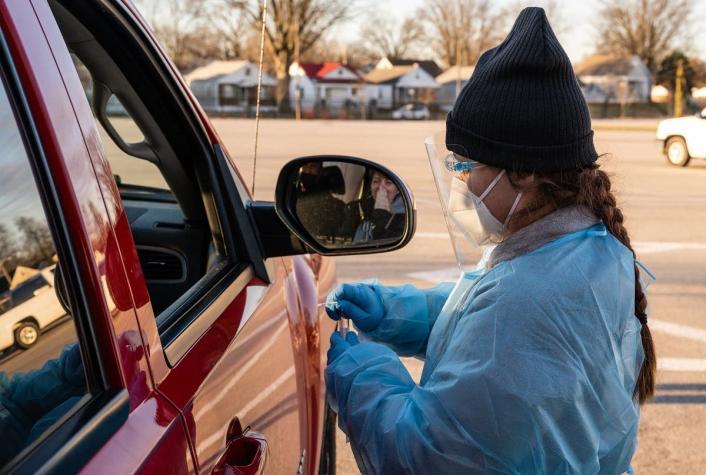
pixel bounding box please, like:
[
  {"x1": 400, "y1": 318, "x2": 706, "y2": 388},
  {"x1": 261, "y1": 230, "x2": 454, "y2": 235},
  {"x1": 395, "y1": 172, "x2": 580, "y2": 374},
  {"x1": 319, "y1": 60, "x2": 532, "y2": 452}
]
[{"x1": 0, "y1": 74, "x2": 88, "y2": 468}]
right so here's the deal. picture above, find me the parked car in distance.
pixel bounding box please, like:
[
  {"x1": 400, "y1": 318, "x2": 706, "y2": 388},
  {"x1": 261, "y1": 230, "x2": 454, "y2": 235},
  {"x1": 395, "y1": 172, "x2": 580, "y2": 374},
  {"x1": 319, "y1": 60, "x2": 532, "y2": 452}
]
[
  {"x1": 392, "y1": 103, "x2": 431, "y2": 120},
  {"x1": 0, "y1": 265, "x2": 66, "y2": 351},
  {"x1": 656, "y1": 107, "x2": 706, "y2": 166}
]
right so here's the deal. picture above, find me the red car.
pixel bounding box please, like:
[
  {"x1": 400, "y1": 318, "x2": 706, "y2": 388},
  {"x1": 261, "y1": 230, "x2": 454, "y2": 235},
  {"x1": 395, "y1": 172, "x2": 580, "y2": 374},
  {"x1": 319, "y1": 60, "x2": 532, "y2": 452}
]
[{"x1": 0, "y1": 1, "x2": 414, "y2": 473}]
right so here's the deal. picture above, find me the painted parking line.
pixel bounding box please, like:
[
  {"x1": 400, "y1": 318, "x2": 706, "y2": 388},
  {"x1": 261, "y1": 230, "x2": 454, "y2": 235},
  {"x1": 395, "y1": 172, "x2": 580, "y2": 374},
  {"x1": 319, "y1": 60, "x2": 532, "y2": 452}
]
[
  {"x1": 633, "y1": 242, "x2": 706, "y2": 254},
  {"x1": 414, "y1": 231, "x2": 450, "y2": 239},
  {"x1": 658, "y1": 358, "x2": 706, "y2": 372},
  {"x1": 408, "y1": 267, "x2": 462, "y2": 283},
  {"x1": 649, "y1": 319, "x2": 706, "y2": 344}
]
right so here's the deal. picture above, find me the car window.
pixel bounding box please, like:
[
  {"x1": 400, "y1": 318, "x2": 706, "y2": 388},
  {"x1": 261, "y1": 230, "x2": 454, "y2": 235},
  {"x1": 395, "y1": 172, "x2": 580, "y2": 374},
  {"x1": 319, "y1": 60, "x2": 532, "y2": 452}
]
[
  {"x1": 8, "y1": 274, "x2": 49, "y2": 307},
  {"x1": 49, "y1": 0, "x2": 246, "y2": 354},
  {"x1": 71, "y1": 54, "x2": 170, "y2": 190},
  {"x1": 0, "y1": 73, "x2": 88, "y2": 469}
]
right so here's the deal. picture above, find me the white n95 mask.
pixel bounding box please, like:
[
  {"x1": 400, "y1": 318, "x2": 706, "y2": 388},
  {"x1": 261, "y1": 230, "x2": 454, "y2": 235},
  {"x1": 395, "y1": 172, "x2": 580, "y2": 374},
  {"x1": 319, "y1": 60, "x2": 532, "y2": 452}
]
[{"x1": 447, "y1": 171, "x2": 523, "y2": 246}]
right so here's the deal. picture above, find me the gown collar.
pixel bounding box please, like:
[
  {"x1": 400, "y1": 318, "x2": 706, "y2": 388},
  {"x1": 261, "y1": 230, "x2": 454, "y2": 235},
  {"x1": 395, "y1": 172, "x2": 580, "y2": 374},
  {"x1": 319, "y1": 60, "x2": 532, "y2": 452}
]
[{"x1": 487, "y1": 205, "x2": 600, "y2": 269}]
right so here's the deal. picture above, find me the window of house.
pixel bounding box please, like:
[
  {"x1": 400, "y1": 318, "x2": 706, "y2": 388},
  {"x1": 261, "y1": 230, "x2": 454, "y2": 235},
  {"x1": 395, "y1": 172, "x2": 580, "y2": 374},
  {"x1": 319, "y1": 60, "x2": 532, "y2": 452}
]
[{"x1": 221, "y1": 84, "x2": 236, "y2": 99}]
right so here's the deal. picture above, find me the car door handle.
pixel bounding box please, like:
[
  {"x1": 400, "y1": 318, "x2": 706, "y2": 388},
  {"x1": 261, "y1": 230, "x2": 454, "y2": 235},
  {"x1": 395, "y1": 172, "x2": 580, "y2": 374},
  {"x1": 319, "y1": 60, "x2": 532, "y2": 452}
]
[{"x1": 212, "y1": 421, "x2": 268, "y2": 475}]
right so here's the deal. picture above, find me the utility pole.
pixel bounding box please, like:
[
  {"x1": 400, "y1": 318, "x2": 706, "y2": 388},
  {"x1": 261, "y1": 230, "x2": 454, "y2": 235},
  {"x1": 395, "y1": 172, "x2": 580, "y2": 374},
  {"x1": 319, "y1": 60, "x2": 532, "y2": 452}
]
[
  {"x1": 674, "y1": 58, "x2": 685, "y2": 117},
  {"x1": 455, "y1": 36, "x2": 462, "y2": 99},
  {"x1": 294, "y1": 11, "x2": 302, "y2": 121}
]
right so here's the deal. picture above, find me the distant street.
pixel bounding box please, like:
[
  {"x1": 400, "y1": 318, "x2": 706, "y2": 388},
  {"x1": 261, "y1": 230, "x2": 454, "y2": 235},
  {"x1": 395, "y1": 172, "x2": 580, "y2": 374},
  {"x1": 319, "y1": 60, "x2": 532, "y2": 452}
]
[{"x1": 107, "y1": 118, "x2": 706, "y2": 473}]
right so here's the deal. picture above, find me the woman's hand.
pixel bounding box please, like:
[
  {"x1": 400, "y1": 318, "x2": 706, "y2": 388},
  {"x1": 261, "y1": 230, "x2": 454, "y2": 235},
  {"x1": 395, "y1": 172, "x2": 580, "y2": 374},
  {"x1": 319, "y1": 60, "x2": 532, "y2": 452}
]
[
  {"x1": 327, "y1": 330, "x2": 360, "y2": 365},
  {"x1": 325, "y1": 283, "x2": 385, "y2": 332},
  {"x1": 374, "y1": 187, "x2": 391, "y2": 212}
]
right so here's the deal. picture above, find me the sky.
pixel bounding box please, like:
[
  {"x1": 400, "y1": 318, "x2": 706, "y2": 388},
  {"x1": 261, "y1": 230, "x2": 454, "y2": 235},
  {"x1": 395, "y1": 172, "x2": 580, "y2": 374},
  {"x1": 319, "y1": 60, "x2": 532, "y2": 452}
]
[{"x1": 334, "y1": 0, "x2": 706, "y2": 63}]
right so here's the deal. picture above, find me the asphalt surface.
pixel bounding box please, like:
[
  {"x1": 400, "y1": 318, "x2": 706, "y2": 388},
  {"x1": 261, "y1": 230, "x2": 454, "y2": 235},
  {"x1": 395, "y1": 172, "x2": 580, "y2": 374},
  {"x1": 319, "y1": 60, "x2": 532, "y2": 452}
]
[
  {"x1": 208, "y1": 119, "x2": 706, "y2": 474},
  {"x1": 5, "y1": 118, "x2": 702, "y2": 473}
]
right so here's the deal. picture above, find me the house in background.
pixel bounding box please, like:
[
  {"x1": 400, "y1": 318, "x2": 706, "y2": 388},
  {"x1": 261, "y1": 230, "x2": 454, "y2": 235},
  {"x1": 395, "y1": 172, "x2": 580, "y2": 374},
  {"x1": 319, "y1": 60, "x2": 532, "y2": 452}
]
[
  {"x1": 289, "y1": 62, "x2": 364, "y2": 115},
  {"x1": 436, "y1": 65, "x2": 475, "y2": 112},
  {"x1": 575, "y1": 55, "x2": 652, "y2": 104},
  {"x1": 185, "y1": 60, "x2": 277, "y2": 114},
  {"x1": 364, "y1": 63, "x2": 440, "y2": 110},
  {"x1": 375, "y1": 57, "x2": 443, "y2": 79}
]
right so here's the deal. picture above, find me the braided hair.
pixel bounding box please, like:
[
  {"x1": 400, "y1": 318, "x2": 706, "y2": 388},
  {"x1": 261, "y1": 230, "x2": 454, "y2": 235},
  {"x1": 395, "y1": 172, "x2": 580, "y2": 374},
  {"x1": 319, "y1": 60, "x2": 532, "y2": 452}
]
[{"x1": 508, "y1": 163, "x2": 656, "y2": 404}]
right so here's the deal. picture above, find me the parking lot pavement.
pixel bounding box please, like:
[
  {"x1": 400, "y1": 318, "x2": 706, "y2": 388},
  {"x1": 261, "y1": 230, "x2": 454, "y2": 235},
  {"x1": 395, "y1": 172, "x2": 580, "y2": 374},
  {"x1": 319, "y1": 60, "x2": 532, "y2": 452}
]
[{"x1": 108, "y1": 118, "x2": 706, "y2": 473}]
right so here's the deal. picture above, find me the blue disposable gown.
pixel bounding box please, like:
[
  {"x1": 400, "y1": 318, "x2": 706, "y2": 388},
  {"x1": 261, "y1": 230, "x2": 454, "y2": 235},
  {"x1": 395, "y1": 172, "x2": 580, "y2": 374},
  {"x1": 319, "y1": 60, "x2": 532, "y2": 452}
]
[{"x1": 326, "y1": 225, "x2": 644, "y2": 474}]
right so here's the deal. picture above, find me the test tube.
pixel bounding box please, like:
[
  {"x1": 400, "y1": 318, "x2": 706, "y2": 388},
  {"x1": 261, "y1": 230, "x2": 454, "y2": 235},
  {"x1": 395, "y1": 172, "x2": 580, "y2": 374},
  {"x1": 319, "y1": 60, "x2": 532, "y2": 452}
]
[{"x1": 337, "y1": 317, "x2": 350, "y2": 336}]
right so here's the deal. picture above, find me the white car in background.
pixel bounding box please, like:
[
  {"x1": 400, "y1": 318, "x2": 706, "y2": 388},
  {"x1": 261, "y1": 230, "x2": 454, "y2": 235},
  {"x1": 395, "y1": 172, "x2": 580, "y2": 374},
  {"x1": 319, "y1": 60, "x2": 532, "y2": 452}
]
[
  {"x1": 392, "y1": 103, "x2": 431, "y2": 120},
  {"x1": 0, "y1": 266, "x2": 66, "y2": 351},
  {"x1": 656, "y1": 107, "x2": 706, "y2": 166}
]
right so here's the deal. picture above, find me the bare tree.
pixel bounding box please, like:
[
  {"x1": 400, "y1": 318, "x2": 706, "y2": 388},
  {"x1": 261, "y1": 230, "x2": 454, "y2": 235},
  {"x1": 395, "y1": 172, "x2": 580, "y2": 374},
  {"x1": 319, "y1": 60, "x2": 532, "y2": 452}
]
[
  {"x1": 301, "y1": 38, "x2": 375, "y2": 69},
  {"x1": 359, "y1": 15, "x2": 425, "y2": 60},
  {"x1": 137, "y1": 0, "x2": 245, "y2": 71},
  {"x1": 210, "y1": 2, "x2": 250, "y2": 60},
  {"x1": 233, "y1": 0, "x2": 357, "y2": 111},
  {"x1": 692, "y1": 58, "x2": 706, "y2": 88},
  {"x1": 419, "y1": 0, "x2": 505, "y2": 68},
  {"x1": 15, "y1": 217, "x2": 54, "y2": 265},
  {"x1": 137, "y1": 0, "x2": 209, "y2": 71},
  {"x1": 0, "y1": 224, "x2": 16, "y2": 264},
  {"x1": 595, "y1": 0, "x2": 694, "y2": 75}
]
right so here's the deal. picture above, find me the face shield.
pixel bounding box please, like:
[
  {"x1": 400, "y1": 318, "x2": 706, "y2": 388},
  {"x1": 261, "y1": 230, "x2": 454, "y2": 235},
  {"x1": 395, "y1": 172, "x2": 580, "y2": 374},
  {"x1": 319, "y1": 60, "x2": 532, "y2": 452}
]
[{"x1": 425, "y1": 132, "x2": 522, "y2": 272}]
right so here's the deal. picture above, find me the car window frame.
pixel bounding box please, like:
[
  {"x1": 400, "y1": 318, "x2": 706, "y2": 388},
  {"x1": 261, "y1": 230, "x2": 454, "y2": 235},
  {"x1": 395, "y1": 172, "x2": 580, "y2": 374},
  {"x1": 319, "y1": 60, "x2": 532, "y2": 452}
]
[
  {"x1": 54, "y1": 0, "x2": 271, "y2": 364},
  {"x1": 0, "y1": 28, "x2": 128, "y2": 474}
]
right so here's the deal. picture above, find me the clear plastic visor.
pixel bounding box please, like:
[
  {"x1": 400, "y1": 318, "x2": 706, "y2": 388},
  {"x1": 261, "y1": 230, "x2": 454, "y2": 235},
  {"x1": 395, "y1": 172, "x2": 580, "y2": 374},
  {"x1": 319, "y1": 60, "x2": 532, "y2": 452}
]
[{"x1": 425, "y1": 132, "x2": 494, "y2": 271}]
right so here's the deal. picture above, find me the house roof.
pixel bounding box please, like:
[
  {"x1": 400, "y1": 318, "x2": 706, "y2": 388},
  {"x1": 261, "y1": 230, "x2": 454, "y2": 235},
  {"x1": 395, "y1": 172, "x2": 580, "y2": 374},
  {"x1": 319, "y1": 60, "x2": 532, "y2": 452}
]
[
  {"x1": 386, "y1": 58, "x2": 443, "y2": 77},
  {"x1": 298, "y1": 62, "x2": 362, "y2": 83},
  {"x1": 436, "y1": 66, "x2": 475, "y2": 84},
  {"x1": 184, "y1": 60, "x2": 249, "y2": 83},
  {"x1": 364, "y1": 66, "x2": 415, "y2": 84},
  {"x1": 574, "y1": 54, "x2": 641, "y2": 77}
]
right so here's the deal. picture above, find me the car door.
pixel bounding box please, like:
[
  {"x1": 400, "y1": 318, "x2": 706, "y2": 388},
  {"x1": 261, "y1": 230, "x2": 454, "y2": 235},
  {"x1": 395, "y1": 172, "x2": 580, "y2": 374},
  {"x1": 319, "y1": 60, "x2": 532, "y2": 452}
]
[
  {"x1": 0, "y1": 2, "x2": 198, "y2": 473},
  {"x1": 35, "y1": 0, "x2": 315, "y2": 473},
  {"x1": 0, "y1": 1, "x2": 201, "y2": 473}
]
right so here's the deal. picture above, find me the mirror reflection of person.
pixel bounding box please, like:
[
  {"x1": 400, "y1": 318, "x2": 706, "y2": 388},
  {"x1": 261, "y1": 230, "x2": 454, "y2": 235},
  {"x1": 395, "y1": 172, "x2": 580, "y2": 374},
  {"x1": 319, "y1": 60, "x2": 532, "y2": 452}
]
[
  {"x1": 295, "y1": 162, "x2": 345, "y2": 241},
  {"x1": 346, "y1": 170, "x2": 405, "y2": 243}
]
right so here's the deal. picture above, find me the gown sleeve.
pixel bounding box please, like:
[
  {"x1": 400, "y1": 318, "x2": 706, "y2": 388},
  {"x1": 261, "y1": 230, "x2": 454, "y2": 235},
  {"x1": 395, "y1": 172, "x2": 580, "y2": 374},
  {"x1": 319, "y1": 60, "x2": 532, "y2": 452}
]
[{"x1": 362, "y1": 281, "x2": 454, "y2": 357}]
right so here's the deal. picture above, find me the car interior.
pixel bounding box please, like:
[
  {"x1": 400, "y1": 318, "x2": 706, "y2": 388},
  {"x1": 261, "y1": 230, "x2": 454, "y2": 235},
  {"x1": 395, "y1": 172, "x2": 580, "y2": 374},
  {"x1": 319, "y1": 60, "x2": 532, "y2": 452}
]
[{"x1": 48, "y1": 0, "x2": 233, "y2": 335}]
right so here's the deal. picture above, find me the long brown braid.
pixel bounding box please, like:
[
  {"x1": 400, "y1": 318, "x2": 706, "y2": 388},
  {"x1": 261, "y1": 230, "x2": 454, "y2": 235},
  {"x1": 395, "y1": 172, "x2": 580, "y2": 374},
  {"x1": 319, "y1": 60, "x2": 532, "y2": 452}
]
[{"x1": 508, "y1": 163, "x2": 656, "y2": 404}]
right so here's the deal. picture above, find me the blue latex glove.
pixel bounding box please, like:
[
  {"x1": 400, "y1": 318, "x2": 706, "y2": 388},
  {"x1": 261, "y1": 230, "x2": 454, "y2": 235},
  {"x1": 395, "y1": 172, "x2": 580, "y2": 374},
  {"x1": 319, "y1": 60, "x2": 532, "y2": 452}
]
[
  {"x1": 325, "y1": 283, "x2": 384, "y2": 332},
  {"x1": 327, "y1": 330, "x2": 360, "y2": 365}
]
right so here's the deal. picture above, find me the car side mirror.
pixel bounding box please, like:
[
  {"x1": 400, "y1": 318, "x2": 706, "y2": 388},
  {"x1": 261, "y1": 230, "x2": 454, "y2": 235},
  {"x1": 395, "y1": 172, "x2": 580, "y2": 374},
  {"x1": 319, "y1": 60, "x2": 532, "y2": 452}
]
[{"x1": 275, "y1": 156, "x2": 416, "y2": 256}]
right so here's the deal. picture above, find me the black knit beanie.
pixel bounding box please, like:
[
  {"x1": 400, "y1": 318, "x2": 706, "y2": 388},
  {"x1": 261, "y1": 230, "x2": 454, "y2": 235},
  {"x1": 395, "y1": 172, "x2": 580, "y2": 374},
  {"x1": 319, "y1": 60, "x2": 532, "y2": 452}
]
[{"x1": 446, "y1": 7, "x2": 597, "y2": 172}]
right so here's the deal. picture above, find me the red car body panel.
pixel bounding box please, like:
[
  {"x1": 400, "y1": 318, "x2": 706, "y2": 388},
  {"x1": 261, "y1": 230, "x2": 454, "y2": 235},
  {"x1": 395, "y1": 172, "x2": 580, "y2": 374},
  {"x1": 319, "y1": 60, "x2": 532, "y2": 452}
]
[{"x1": 0, "y1": 0, "x2": 337, "y2": 473}]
